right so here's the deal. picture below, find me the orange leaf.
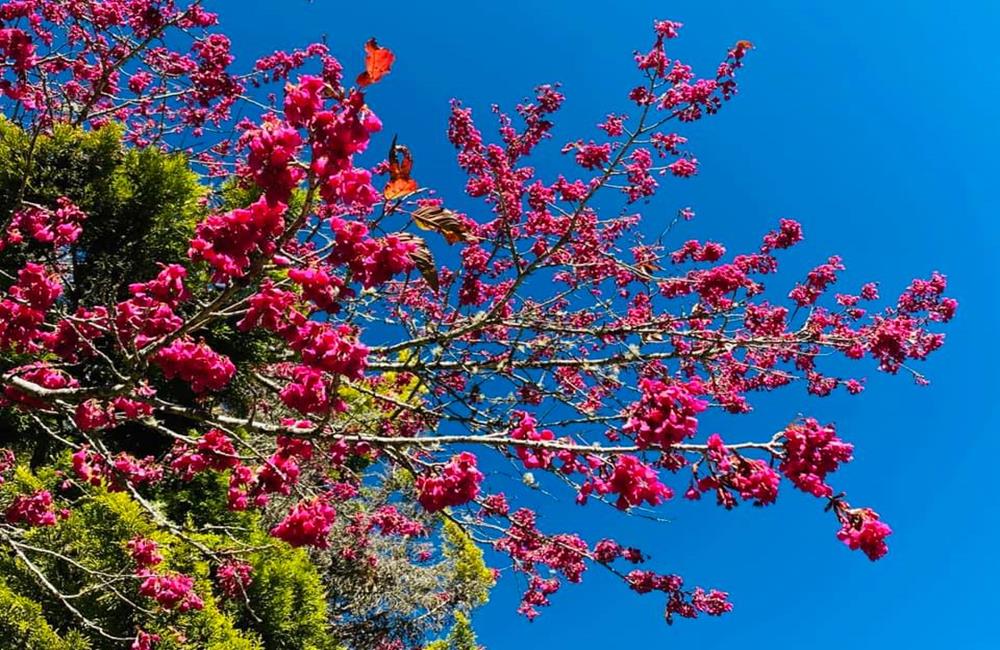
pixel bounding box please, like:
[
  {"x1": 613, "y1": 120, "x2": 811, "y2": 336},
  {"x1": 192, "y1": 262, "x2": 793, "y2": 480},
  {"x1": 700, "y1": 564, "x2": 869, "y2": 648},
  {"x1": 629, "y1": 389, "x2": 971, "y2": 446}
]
[
  {"x1": 357, "y1": 38, "x2": 395, "y2": 87},
  {"x1": 384, "y1": 136, "x2": 418, "y2": 199},
  {"x1": 384, "y1": 177, "x2": 419, "y2": 200}
]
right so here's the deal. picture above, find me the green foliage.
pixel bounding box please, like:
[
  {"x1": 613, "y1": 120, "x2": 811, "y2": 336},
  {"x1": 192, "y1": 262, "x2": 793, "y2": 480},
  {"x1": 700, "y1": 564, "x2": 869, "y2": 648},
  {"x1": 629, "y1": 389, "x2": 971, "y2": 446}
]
[
  {"x1": 0, "y1": 460, "x2": 340, "y2": 650},
  {"x1": 241, "y1": 533, "x2": 340, "y2": 650},
  {"x1": 0, "y1": 117, "x2": 206, "y2": 306},
  {"x1": 441, "y1": 519, "x2": 494, "y2": 608},
  {"x1": 158, "y1": 469, "x2": 245, "y2": 531},
  {"x1": 424, "y1": 612, "x2": 479, "y2": 650},
  {"x1": 74, "y1": 142, "x2": 205, "y2": 305},
  {"x1": 0, "y1": 468, "x2": 251, "y2": 648},
  {"x1": 0, "y1": 578, "x2": 91, "y2": 650}
]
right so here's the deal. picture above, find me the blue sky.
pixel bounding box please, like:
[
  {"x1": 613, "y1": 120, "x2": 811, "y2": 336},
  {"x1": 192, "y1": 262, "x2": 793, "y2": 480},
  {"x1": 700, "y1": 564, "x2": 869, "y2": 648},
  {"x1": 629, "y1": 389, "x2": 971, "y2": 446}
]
[{"x1": 214, "y1": 2, "x2": 999, "y2": 647}]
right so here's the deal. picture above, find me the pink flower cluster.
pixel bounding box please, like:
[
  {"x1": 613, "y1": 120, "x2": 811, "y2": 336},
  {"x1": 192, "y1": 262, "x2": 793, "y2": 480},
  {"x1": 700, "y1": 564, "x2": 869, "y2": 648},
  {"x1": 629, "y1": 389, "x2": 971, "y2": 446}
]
[
  {"x1": 626, "y1": 571, "x2": 733, "y2": 623},
  {"x1": 309, "y1": 89, "x2": 381, "y2": 167},
  {"x1": 689, "y1": 263, "x2": 758, "y2": 308},
  {"x1": 416, "y1": 452, "x2": 484, "y2": 512},
  {"x1": 42, "y1": 304, "x2": 109, "y2": 363},
  {"x1": 323, "y1": 167, "x2": 381, "y2": 214},
  {"x1": 216, "y1": 560, "x2": 253, "y2": 599},
  {"x1": 70, "y1": 447, "x2": 107, "y2": 486},
  {"x1": 0, "y1": 27, "x2": 36, "y2": 77},
  {"x1": 0, "y1": 262, "x2": 62, "y2": 352},
  {"x1": 244, "y1": 116, "x2": 304, "y2": 204},
  {"x1": 244, "y1": 77, "x2": 383, "y2": 215},
  {"x1": 493, "y1": 509, "x2": 588, "y2": 619},
  {"x1": 622, "y1": 147, "x2": 658, "y2": 201},
  {"x1": 71, "y1": 446, "x2": 163, "y2": 490},
  {"x1": 2, "y1": 363, "x2": 76, "y2": 409},
  {"x1": 255, "y1": 43, "x2": 341, "y2": 86},
  {"x1": 74, "y1": 395, "x2": 155, "y2": 432},
  {"x1": 288, "y1": 265, "x2": 349, "y2": 312},
  {"x1": 626, "y1": 570, "x2": 683, "y2": 594},
  {"x1": 623, "y1": 378, "x2": 707, "y2": 449},
  {"x1": 779, "y1": 419, "x2": 853, "y2": 497},
  {"x1": 668, "y1": 157, "x2": 698, "y2": 177},
  {"x1": 861, "y1": 273, "x2": 955, "y2": 374},
  {"x1": 329, "y1": 218, "x2": 417, "y2": 288},
  {"x1": 0, "y1": 448, "x2": 13, "y2": 485},
  {"x1": 836, "y1": 507, "x2": 892, "y2": 561},
  {"x1": 128, "y1": 537, "x2": 163, "y2": 568},
  {"x1": 138, "y1": 571, "x2": 204, "y2": 612},
  {"x1": 290, "y1": 321, "x2": 368, "y2": 378},
  {"x1": 580, "y1": 455, "x2": 673, "y2": 510},
  {"x1": 170, "y1": 429, "x2": 240, "y2": 480},
  {"x1": 188, "y1": 197, "x2": 287, "y2": 283},
  {"x1": 366, "y1": 505, "x2": 426, "y2": 538},
  {"x1": 284, "y1": 75, "x2": 326, "y2": 127},
  {"x1": 671, "y1": 239, "x2": 726, "y2": 264},
  {"x1": 509, "y1": 411, "x2": 556, "y2": 469},
  {"x1": 153, "y1": 337, "x2": 236, "y2": 393},
  {"x1": 280, "y1": 365, "x2": 336, "y2": 415},
  {"x1": 338, "y1": 505, "x2": 427, "y2": 563},
  {"x1": 567, "y1": 141, "x2": 611, "y2": 170},
  {"x1": 237, "y1": 280, "x2": 304, "y2": 334},
  {"x1": 688, "y1": 434, "x2": 780, "y2": 508},
  {"x1": 113, "y1": 265, "x2": 189, "y2": 349},
  {"x1": 4, "y1": 489, "x2": 57, "y2": 527},
  {"x1": 224, "y1": 436, "x2": 313, "y2": 511},
  {"x1": 789, "y1": 256, "x2": 845, "y2": 306},
  {"x1": 3, "y1": 197, "x2": 86, "y2": 249},
  {"x1": 238, "y1": 290, "x2": 368, "y2": 393},
  {"x1": 760, "y1": 218, "x2": 804, "y2": 252},
  {"x1": 592, "y1": 539, "x2": 644, "y2": 564},
  {"x1": 129, "y1": 264, "x2": 191, "y2": 306},
  {"x1": 257, "y1": 436, "x2": 313, "y2": 495},
  {"x1": 270, "y1": 497, "x2": 336, "y2": 548},
  {"x1": 131, "y1": 631, "x2": 160, "y2": 650}
]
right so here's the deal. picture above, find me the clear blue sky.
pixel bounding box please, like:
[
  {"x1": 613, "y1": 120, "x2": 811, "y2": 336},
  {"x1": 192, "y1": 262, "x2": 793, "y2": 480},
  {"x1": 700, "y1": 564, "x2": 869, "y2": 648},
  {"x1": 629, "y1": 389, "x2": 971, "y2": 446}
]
[{"x1": 213, "y1": 2, "x2": 998, "y2": 647}]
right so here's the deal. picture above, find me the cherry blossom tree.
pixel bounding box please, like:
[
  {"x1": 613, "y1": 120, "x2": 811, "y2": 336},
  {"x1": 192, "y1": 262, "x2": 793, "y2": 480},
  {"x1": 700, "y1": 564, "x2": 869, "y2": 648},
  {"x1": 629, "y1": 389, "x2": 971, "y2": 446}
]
[{"x1": 0, "y1": 2, "x2": 955, "y2": 647}]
